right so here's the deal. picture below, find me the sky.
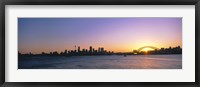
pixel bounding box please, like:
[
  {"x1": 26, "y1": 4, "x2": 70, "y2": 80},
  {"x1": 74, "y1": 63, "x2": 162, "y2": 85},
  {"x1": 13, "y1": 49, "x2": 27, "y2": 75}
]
[{"x1": 18, "y1": 18, "x2": 182, "y2": 54}]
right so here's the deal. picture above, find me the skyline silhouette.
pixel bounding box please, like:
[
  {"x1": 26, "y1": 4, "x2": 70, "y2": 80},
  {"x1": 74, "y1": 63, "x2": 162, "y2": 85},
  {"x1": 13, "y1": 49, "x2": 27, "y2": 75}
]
[{"x1": 18, "y1": 45, "x2": 182, "y2": 56}]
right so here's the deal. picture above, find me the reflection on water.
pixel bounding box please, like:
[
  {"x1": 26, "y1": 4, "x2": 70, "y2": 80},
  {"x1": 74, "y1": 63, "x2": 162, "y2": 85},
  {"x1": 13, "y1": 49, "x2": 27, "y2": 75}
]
[{"x1": 18, "y1": 54, "x2": 182, "y2": 69}]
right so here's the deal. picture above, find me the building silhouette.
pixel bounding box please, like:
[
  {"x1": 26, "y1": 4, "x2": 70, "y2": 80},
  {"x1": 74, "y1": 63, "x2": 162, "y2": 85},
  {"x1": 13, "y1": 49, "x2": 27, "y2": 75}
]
[{"x1": 19, "y1": 46, "x2": 182, "y2": 57}]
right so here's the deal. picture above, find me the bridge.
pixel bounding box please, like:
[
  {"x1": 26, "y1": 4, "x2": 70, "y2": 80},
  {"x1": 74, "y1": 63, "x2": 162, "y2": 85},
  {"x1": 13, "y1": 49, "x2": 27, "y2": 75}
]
[{"x1": 137, "y1": 46, "x2": 158, "y2": 52}]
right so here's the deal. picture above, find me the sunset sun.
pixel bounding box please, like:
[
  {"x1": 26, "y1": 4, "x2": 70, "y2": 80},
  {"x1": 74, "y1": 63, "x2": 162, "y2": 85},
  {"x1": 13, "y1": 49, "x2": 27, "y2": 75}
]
[{"x1": 142, "y1": 48, "x2": 154, "y2": 52}]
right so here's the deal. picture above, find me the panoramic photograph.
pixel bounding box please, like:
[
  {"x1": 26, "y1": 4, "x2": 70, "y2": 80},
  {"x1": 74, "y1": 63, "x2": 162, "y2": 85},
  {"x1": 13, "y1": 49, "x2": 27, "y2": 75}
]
[{"x1": 18, "y1": 18, "x2": 182, "y2": 69}]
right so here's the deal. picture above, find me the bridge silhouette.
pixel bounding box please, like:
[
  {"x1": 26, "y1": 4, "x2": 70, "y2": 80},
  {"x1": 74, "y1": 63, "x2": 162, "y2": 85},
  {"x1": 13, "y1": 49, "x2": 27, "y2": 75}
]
[{"x1": 138, "y1": 46, "x2": 158, "y2": 52}]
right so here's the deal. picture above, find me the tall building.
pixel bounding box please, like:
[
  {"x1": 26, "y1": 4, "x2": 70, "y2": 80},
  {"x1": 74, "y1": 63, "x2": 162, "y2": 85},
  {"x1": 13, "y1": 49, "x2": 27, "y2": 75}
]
[
  {"x1": 64, "y1": 49, "x2": 67, "y2": 54},
  {"x1": 82, "y1": 49, "x2": 86, "y2": 52},
  {"x1": 93, "y1": 48, "x2": 95, "y2": 53},
  {"x1": 89, "y1": 46, "x2": 93, "y2": 53},
  {"x1": 78, "y1": 46, "x2": 80, "y2": 52},
  {"x1": 74, "y1": 45, "x2": 77, "y2": 53},
  {"x1": 101, "y1": 47, "x2": 104, "y2": 52},
  {"x1": 98, "y1": 47, "x2": 101, "y2": 53}
]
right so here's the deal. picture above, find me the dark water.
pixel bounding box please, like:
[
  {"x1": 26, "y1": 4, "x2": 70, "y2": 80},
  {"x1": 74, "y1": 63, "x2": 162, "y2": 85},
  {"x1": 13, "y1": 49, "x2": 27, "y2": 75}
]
[{"x1": 18, "y1": 54, "x2": 182, "y2": 69}]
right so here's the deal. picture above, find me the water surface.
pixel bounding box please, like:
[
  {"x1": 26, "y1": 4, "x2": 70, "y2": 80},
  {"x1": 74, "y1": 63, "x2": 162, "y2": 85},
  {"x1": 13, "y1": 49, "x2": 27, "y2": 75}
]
[{"x1": 18, "y1": 55, "x2": 182, "y2": 69}]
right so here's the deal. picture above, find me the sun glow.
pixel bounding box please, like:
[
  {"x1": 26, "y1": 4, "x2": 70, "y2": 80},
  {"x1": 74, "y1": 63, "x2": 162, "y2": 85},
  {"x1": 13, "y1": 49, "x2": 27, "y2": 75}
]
[{"x1": 141, "y1": 48, "x2": 154, "y2": 52}]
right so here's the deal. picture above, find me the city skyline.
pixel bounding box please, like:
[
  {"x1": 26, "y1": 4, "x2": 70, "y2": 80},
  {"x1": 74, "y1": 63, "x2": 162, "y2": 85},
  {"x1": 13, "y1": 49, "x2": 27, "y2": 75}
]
[
  {"x1": 18, "y1": 18, "x2": 182, "y2": 54},
  {"x1": 19, "y1": 45, "x2": 182, "y2": 56}
]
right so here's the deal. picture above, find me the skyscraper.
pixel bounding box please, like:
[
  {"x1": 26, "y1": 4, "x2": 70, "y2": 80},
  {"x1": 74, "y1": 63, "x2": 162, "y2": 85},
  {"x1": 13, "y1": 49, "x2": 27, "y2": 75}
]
[
  {"x1": 78, "y1": 46, "x2": 80, "y2": 53},
  {"x1": 98, "y1": 47, "x2": 101, "y2": 53},
  {"x1": 101, "y1": 47, "x2": 104, "y2": 53},
  {"x1": 64, "y1": 49, "x2": 67, "y2": 54},
  {"x1": 89, "y1": 46, "x2": 93, "y2": 53}
]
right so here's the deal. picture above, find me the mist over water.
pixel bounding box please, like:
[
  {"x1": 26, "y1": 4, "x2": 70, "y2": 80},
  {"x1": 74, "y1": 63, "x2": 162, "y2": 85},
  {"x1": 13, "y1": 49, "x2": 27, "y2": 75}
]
[{"x1": 18, "y1": 54, "x2": 182, "y2": 69}]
